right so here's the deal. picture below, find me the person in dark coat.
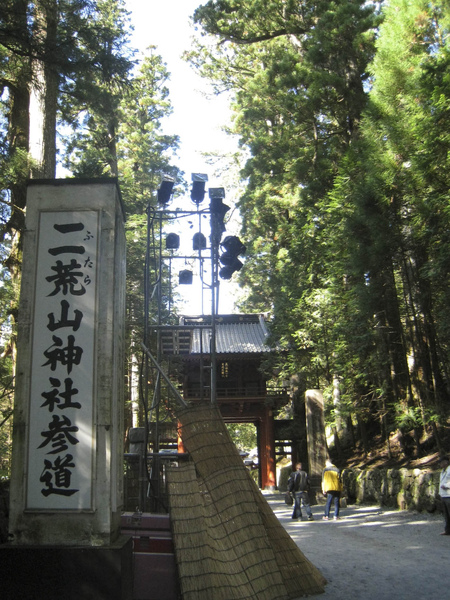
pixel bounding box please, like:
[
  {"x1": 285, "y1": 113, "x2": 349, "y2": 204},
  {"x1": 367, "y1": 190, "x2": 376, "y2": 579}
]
[{"x1": 287, "y1": 462, "x2": 314, "y2": 521}]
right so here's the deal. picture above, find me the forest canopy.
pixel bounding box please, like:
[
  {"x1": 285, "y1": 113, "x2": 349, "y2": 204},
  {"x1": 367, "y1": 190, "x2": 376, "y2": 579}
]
[
  {"x1": 1, "y1": 0, "x2": 450, "y2": 475},
  {"x1": 0, "y1": 0, "x2": 182, "y2": 477},
  {"x1": 189, "y1": 0, "x2": 450, "y2": 460}
]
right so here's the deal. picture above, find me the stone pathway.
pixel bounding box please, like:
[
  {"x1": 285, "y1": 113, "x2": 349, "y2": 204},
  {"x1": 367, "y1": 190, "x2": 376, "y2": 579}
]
[{"x1": 264, "y1": 492, "x2": 449, "y2": 600}]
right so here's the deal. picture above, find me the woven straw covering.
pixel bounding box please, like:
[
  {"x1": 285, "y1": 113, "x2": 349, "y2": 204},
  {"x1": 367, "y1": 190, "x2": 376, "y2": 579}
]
[{"x1": 167, "y1": 404, "x2": 326, "y2": 599}]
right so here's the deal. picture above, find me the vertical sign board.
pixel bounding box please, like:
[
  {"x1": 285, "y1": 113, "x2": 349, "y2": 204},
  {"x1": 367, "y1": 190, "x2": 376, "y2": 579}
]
[{"x1": 26, "y1": 210, "x2": 98, "y2": 510}]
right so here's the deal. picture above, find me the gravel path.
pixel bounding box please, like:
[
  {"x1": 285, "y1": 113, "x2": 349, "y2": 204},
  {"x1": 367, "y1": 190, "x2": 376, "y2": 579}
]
[{"x1": 264, "y1": 492, "x2": 449, "y2": 600}]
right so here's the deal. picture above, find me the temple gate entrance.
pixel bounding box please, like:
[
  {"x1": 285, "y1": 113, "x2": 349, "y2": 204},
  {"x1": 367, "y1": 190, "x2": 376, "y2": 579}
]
[{"x1": 159, "y1": 313, "x2": 290, "y2": 489}]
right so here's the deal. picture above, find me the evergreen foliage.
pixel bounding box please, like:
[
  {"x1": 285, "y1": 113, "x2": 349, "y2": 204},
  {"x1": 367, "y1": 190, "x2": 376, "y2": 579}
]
[
  {"x1": 0, "y1": 0, "x2": 182, "y2": 474},
  {"x1": 1, "y1": 0, "x2": 449, "y2": 469},
  {"x1": 192, "y1": 0, "x2": 450, "y2": 458}
]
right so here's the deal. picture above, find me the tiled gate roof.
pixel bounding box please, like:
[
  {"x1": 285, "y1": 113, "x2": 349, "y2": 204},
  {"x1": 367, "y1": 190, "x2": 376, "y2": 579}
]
[{"x1": 160, "y1": 314, "x2": 273, "y2": 355}]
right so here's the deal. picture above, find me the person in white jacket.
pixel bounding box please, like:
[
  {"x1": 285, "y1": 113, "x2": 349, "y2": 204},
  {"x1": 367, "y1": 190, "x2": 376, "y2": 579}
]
[{"x1": 439, "y1": 454, "x2": 450, "y2": 536}]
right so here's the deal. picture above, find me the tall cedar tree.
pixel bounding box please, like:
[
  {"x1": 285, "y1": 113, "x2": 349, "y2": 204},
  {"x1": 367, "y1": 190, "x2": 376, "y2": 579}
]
[
  {"x1": 191, "y1": 0, "x2": 450, "y2": 456},
  {"x1": 0, "y1": 0, "x2": 181, "y2": 468}
]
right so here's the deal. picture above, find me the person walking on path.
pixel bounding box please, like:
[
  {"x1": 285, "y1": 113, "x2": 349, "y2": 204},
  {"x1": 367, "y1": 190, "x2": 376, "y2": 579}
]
[
  {"x1": 287, "y1": 462, "x2": 314, "y2": 521},
  {"x1": 439, "y1": 454, "x2": 450, "y2": 536},
  {"x1": 322, "y1": 459, "x2": 343, "y2": 521}
]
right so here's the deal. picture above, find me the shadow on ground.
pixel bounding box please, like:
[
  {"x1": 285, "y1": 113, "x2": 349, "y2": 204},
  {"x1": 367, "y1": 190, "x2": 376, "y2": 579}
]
[{"x1": 264, "y1": 491, "x2": 448, "y2": 600}]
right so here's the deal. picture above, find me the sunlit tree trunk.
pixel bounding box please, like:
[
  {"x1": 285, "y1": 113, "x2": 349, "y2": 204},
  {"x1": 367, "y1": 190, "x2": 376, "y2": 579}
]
[{"x1": 29, "y1": 0, "x2": 59, "y2": 178}]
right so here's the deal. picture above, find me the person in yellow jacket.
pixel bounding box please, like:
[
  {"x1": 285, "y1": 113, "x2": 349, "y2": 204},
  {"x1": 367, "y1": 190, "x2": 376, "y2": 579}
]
[{"x1": 322, "y1": 459, "x2": 343, "y2": 520}]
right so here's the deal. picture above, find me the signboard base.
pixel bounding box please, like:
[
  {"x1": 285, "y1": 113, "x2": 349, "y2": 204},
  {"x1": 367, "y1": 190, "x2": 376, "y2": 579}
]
[{"x1": 0, "y1": 536, "x2": 133, "y2": 600}]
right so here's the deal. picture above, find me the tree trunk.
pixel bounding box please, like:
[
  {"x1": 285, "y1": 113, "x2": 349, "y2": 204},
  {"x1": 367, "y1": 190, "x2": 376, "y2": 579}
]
[
  {"x1": 3, "y1": 0, "x2": 31, "y2": 292},
  {"x1": 347, "y1": 415, "x2": 356, "y2": 448},
  {"x1": 332, "y1": 426, "x2": 342, "y2": 458},
  {"x1": 382, "y1": 261, "x2": 413, "y2": 407},
  {"x1": 29, "y1": 0, "x2": 59, "y2": 178},
  {"x1": 357, "y1": 416, "x2": 370, "y2": 455}
]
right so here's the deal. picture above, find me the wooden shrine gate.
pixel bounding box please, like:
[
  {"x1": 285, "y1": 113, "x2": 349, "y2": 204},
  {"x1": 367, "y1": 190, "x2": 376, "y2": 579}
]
[{"x1": 159, "y1": 314, "x2": 290, "y2": 489}]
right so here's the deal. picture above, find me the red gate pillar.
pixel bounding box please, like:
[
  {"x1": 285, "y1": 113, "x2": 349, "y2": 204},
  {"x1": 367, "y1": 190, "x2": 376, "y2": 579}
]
[
  {"x1": 177, "y1": 421, "x2": 186, "y2": 454},
  {"x1": 259, "y1": 407, "x2": 276, "y2": 490}
]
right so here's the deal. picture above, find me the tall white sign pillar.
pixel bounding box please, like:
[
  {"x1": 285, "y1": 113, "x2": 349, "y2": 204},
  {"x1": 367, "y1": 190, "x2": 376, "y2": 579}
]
[{"x1": 9, "y1": 179, "x2": 126, "y2": 546}]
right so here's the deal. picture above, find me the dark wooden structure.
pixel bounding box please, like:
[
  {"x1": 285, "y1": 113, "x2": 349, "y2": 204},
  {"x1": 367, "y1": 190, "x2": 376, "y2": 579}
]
[{"x1": 160, "y1": 314, "x2": 290, "y2": 489}]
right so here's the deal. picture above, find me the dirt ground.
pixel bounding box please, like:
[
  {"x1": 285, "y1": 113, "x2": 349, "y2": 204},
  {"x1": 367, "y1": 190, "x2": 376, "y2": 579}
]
[{"x1": 264, "y1": 492, "x2": 449, "y2": 600}]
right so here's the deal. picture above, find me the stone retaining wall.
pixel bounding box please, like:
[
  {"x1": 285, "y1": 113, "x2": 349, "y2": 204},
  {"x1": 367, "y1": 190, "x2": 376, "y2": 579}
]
[
  {"x1": 278, "y1": 466, "x2": 444, "y2": 512},
  {"x1": 342, "y1": 468, "x2": 443, "y2": 512}
]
